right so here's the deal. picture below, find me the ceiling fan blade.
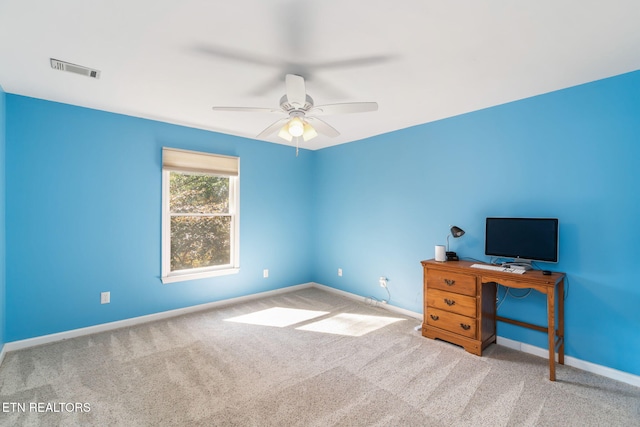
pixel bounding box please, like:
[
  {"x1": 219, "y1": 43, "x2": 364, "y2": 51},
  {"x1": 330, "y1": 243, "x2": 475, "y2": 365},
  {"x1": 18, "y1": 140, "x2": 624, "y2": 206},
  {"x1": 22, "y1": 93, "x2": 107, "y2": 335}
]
[
  {"x1": 312, "y1": 102, "x2": 378, "y2": 116},
  {"x1": 286, "y1": 74, "x2": 306, "y2": 107},
  {"x1": 257, "y1": 118, "x2": 289, "y2": 138},
  {"x1": 278, "y1": 1, "x2": 312, "y2": 58},
  {"x1": 310, "y1": 54, "x2": 395, "y2": 70},
  {"x1": 247, "y1": 73, "x2": 286, "y2": 97},
  {"x1": 195, "y1": 44, "x2": 282, "y2": 68},
  {"x1": 212, "y1": 106, "x2": 280, "y2": 113},
  {"x1": 306, "y1": 117, "x2": 340, "y2": 138}
]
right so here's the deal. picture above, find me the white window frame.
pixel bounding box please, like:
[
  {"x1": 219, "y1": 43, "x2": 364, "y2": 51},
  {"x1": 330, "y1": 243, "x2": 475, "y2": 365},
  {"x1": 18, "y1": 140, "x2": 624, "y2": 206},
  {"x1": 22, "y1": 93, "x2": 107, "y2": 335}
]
[{"x1": 161, "y1": 148, "x2": 240, "y2": 284}]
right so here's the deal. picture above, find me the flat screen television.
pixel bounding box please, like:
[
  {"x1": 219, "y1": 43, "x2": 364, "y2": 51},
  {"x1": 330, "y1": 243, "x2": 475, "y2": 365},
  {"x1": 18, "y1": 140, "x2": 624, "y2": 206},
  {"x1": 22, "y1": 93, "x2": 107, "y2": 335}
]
[{"x1": 485, "y1": 217, "x2": 559, "y2": 264}]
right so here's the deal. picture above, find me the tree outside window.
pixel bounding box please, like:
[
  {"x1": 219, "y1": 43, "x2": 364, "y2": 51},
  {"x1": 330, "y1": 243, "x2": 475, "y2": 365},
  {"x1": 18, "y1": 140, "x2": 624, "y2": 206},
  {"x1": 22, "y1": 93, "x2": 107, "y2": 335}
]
[{"x1": 169, "y1": 172, "x2": 231, "y2": 271}]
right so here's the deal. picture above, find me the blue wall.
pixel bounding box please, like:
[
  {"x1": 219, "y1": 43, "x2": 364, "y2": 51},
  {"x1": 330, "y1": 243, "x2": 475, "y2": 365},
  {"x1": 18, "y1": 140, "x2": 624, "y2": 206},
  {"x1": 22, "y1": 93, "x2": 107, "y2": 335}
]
[
  {"x1": 5, "y1": 95, "x2": 313, "y2": 341},
  {"x1": 4, "y1": 71, "x2": 640, "y2": 378},
  {"x1": 313, "y1": 71, "x2": 640, "y2": 376},
  {"x1": 0, "y1": 85, "x2": 6, "y2": 352}
]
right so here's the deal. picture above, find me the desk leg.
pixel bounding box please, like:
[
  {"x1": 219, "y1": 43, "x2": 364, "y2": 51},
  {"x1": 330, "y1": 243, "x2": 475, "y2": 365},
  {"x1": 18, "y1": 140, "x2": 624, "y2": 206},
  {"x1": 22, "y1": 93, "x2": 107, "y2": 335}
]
[
  {"x1": 547, "y1": 289, "x2": 556, "y2": 381},
  {"x1": 558, "y1": 279, "x2": 565, "y2": 366}
]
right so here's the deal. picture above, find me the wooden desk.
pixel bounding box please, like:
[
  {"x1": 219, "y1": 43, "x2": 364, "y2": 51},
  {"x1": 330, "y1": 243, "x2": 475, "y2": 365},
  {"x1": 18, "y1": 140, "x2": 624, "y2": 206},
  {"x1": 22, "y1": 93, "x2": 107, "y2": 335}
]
[{"x1": 421, "y1": 259, "x2": 566, "y2": 381}]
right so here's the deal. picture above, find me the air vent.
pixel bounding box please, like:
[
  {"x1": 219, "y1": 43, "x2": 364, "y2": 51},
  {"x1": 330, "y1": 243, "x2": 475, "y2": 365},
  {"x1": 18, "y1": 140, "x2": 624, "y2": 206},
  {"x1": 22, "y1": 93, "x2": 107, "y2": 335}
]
[{"x1": 50, "y1": 58, "x2": 100, "y2": 79}]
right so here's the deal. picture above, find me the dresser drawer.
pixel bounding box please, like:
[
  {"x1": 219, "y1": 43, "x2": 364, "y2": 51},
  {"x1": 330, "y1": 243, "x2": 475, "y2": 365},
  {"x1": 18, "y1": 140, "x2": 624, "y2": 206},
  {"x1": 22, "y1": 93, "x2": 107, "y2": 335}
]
[
  {"x1": 426, "y1": 307, "x2": 476, "y2": 339},
  {"x1": 427, "y1": 288, "x2": 476, "y2": 317},
  {"x1": 427, "y1": 270, "x2": 476, "y2": 296}
]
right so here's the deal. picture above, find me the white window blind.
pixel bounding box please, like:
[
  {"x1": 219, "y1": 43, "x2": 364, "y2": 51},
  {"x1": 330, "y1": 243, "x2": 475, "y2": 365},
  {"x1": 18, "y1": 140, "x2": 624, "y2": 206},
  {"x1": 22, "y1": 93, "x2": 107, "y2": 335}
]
[{"x1": 162, "y1": 147, "x2": 239, "y2": 176}]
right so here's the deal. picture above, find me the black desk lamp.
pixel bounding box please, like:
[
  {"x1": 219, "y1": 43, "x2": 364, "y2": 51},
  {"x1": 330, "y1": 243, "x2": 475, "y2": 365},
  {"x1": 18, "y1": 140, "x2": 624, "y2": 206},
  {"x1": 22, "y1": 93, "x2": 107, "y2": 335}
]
[{"x1": 446, "y1": 226, "x2": 465, "y2": 261}]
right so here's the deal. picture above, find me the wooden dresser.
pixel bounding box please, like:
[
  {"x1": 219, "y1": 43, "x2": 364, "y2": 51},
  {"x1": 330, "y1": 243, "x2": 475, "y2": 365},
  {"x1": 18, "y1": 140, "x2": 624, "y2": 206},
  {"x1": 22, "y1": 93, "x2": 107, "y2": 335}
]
[
  {"x1": 422, "y1": 259, "x2": 496, "y2": 355},
  {"x1": 421, "y1": 259, "x2": 566, "y2": 381}
]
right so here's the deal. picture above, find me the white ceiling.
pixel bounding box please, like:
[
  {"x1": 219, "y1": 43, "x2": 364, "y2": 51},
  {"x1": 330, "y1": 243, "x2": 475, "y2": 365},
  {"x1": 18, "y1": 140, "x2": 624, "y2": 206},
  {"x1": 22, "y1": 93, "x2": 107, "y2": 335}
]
[{"x1": 1, "y1": 1, "x2": 640, "y2": 150}]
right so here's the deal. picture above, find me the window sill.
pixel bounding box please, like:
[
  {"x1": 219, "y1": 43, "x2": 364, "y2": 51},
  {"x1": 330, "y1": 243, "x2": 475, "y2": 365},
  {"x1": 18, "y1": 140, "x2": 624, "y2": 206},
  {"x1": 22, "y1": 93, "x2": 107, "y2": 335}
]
[{"x1": 162, "y1": 267, "x2": 240, "y2": 284}]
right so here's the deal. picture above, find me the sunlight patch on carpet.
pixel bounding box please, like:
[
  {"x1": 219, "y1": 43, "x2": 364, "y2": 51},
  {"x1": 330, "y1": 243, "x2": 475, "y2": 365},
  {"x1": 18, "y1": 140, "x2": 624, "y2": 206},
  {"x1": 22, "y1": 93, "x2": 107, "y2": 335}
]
[
  {"x1": 296, "y1": 313, "x2": 405, "y2": 336},
  {"x1": 224, "y1": 307, "x2": 329, "y2": 327}
]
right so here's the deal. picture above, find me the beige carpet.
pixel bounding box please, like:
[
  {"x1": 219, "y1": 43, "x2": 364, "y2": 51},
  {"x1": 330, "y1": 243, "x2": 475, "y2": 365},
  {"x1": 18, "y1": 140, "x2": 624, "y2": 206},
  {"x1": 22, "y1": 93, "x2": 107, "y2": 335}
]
[{"x1": 0, "y1": 287, "x2": 638, "y2": 426}]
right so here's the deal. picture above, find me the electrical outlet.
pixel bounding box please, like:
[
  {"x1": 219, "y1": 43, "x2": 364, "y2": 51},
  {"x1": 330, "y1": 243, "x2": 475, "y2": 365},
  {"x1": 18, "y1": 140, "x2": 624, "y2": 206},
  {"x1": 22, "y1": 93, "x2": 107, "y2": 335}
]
[
  {"x1": 100, "y1": 291, "x2": 110, "y2": 304},
  {"x1": 338, "y1": 268, "x2": 343, "y2": 277},
  {"x1": 379, "y1": 277, "x2": 388, "y2": 288},
  {"x1": 263, "y1": 269, "x2": 269, "y2": 278}
]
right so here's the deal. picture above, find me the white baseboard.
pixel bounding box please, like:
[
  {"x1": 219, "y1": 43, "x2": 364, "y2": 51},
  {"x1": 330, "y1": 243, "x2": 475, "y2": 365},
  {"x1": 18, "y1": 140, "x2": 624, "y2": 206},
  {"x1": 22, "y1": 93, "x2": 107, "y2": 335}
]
[
  {"x1": 314, "y1": 284, "x2": 640, "y2": 388},
  {"x1": 2, "y1": 282, "x2": 638, "y2": 389},
  {"x1": 312, "y1": 282, "x2": 422, "y2": 320},
  {"x1": 4, "y1": 282, "x2": 314, "y2": 352},
  {"x1": 497, "y1": 336, "x2": 640, "y2": 388}
]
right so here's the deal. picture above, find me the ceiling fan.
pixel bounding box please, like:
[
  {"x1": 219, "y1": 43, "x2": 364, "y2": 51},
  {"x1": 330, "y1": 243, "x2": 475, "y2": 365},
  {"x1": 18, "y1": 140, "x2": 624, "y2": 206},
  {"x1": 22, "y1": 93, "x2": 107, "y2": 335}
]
[{"x1": 211, "y1": 74, "x2": 378, "y2": 144}]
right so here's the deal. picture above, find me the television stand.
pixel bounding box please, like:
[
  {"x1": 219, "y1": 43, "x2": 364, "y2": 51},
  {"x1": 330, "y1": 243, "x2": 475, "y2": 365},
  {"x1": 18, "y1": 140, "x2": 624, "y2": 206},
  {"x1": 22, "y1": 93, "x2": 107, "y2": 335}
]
[{"x1": 421, "y1": 259, "x2": 566, "y2": 381}]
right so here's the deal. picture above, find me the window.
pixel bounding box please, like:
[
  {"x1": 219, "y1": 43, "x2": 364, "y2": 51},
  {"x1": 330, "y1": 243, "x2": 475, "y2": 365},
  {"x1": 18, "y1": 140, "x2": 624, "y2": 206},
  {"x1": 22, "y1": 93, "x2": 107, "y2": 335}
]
[{"x1": 162, "y1": 148, "x2": 239, "y2": 283}]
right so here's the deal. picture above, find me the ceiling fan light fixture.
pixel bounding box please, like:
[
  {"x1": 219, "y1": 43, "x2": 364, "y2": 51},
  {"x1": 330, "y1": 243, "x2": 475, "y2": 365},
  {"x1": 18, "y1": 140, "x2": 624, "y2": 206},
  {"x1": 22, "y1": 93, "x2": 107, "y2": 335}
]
[
  {"x1": 302, "y1": 122, "x2": 318, "y2": 141},
  {"x1": 288, "y1": 117, "x2": 305, "y2": 137},
  {"x1": 211, "y1": 74, "x2": 378, "y2": 148},
  {"x1": 278, "y1": 125, "x2": 293, "y2": 142}
]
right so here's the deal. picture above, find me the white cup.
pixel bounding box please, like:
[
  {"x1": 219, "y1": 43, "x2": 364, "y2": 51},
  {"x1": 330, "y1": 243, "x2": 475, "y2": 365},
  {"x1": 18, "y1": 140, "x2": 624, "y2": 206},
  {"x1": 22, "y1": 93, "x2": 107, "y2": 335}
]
[{"x1": 435, "y1": 245, "x2": 446, "y2": 262}]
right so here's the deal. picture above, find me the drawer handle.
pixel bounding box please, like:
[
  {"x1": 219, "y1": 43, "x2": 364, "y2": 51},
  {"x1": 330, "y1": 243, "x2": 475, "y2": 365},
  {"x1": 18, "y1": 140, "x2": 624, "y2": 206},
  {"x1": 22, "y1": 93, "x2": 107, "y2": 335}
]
[
  {"x1": 444, "y1": 279, "x2": 455, "y2": 286},
  {"x1": 444, "y1": 298, "x2": 455, "y2": 306},
  {"x1": 460, "y1": 323, "x2": 471, "y2": 331},
  {"x1": 430, "y1": 314, "x2": 439, "y2": 321}
]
